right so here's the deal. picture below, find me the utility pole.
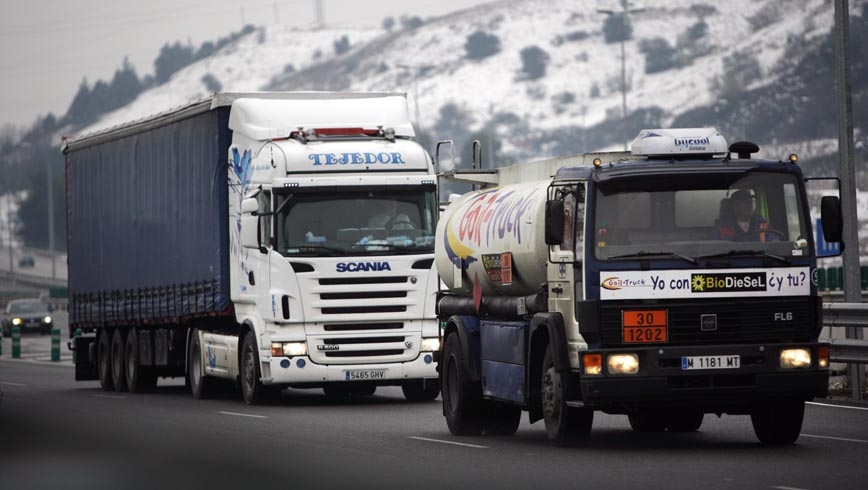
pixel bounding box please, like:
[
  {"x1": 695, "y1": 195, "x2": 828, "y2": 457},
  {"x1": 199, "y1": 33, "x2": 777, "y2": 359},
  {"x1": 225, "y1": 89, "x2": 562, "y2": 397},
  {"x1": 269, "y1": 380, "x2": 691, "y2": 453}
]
[
  {"x1": 45, "y1": 157, "x2": 56, "y2": 279},
  {"x1": 834, "y1": 0, "x2": 864, "y2": 400},
  {"x1": 598, "y1": 0, "x2": 644, "y2": 150}
]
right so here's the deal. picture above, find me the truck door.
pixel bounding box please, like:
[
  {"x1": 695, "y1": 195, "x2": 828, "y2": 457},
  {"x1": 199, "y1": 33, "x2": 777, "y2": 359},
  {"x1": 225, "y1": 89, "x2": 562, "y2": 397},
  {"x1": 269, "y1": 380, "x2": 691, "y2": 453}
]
[{"x1": 547, "y1": 184, "x2": 584, "y2": 320}]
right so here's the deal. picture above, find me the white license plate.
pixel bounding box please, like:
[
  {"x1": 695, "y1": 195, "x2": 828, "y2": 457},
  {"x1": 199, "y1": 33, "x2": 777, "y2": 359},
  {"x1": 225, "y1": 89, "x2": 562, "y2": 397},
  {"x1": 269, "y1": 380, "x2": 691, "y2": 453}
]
[
  {"x1": 344, "y1": 369, "x2": 387, "y2": 381},
  {"x1": 681, "y1": 355, "x2": 740, "y2": 370}
]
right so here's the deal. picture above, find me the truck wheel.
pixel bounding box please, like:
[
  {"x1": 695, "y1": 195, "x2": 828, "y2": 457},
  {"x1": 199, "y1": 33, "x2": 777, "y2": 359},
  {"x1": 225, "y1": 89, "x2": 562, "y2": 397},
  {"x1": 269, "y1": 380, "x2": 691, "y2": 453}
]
[
  {"x1": 628, "y1": 410, "x2": 668, "y2": 432},
  {"x1": 110, "y1": 329, "x2": 128, "y2": 392},
  {"x1": 441, "y1": 333, "x2": 485, "y2": 436},
  {"x1": 751, "y1": 399, "x2": 805, "y2": 444},
  {"x1": 402, "y1": 379, "x2": 440, "y2": 402},
  {"x1": 97, "y1": 330, "x2": 114, "y2": 391},
  {"x1": 240, "y1": 331, "x2": 266, "y2": 405},
  {"x1": 666, "y1": 410, "x2": 704, "y2": 432},
  {"x1": 484, "y1": 403, "x2": 521, "y2": 436},
  {"x1": 542, "y1": 345, "x2": 593, "y2": 445},
  {"x1": 189, "y1": 330, "x2": 214, "y2": 399}
]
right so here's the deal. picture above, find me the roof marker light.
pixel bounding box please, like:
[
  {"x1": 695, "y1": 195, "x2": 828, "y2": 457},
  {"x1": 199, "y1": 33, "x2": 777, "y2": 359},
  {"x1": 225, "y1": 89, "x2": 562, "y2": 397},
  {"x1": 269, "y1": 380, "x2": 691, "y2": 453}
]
[
  {"x1": 788, "y1": 153, "x2": 799, "y2": 164},
  {"x1": 593, "y1": 158, "x2": 602, "y2": 168}
]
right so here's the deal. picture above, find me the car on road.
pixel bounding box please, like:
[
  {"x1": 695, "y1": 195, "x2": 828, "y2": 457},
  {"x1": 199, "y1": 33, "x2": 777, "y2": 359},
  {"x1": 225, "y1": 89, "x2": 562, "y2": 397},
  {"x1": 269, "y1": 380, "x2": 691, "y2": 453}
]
[
  {"x1": 18, "y1": 255, "x2": 35, "y2": 268},
  {"x1": 2, "y1": 299, "x2": 53, "y2": 336}
]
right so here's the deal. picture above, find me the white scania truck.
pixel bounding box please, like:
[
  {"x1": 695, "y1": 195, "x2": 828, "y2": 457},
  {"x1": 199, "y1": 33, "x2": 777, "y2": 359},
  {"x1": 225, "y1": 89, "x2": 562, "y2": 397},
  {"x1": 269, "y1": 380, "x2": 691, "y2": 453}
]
[
  {"x1": 64, "y1": 92, "x2": 441, "y2": 403},
  {"x1": 434, "y1": 128, "x2": 842, "y2": 444}
]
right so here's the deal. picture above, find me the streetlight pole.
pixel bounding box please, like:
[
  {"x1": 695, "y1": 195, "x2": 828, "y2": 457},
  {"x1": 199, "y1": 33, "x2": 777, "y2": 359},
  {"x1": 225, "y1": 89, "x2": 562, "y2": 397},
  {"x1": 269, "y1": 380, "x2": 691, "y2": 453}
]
[{"x1": 598, "y1": 0, "x2": 644, "y2": 150}]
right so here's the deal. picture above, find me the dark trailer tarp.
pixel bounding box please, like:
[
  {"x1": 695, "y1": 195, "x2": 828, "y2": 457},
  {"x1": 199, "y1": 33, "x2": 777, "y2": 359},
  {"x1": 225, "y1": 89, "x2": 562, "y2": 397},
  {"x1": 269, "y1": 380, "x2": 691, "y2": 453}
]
[{"x1": 64, "y1": 103, "x2": 232, "y2": 329}]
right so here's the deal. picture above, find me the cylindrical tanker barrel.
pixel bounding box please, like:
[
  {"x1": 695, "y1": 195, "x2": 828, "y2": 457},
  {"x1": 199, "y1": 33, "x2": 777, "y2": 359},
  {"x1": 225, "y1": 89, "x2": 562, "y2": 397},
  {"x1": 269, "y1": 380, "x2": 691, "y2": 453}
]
[{"x1": 435, "y1": 180, "x2": 550, "y2": 296}]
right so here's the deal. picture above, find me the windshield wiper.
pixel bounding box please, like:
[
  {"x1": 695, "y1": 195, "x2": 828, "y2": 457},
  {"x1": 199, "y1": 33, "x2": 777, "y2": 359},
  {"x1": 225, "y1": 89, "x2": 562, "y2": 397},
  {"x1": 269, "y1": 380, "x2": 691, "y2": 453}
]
[
  {"x1": 354, "y1": 242, "x2": 421, "y2": 253},
  {"x1": 606, "y1": 251, "x2": 697, "y2": 265},
  {"x1": 698, "y1": 250, "x2": 790, "y2": 264}
]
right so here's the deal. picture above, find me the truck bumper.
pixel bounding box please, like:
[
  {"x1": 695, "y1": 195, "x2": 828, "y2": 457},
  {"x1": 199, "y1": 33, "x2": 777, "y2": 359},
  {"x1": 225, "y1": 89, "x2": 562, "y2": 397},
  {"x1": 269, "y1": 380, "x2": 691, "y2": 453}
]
[
  {"x1": 261, "y1": 352, "x2": 439, "y2": 386},
  {"x1": 577, "y1": 342, "x2": 829, "y2": 413}
]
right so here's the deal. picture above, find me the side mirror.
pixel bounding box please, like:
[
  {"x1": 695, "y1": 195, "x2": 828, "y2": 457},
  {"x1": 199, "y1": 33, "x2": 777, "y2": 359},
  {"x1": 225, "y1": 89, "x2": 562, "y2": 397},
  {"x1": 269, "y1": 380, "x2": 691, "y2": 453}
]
[
  {"x1": 544, "y1": 200, "x2": 565, "y2": 246},
  {"x1": 820, "y1": 195, "x2": 843, "y2": 243},
  {"x1": 241, "y1": 215, "x2": 259, "y2": 249}
]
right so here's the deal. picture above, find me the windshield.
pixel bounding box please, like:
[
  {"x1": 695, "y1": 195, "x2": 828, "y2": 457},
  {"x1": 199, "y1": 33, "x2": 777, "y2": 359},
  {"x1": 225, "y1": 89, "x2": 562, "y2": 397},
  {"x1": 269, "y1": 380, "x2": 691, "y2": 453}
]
[
  {"x1": 593, "y1": 171, "x2": 810, "y2": 261},
  {"x1": 9, "y1": 301, "x2": 48, "y2": 314},
  {"x1": 275, "y1": 187, "x2": 437, "y2": 256}
]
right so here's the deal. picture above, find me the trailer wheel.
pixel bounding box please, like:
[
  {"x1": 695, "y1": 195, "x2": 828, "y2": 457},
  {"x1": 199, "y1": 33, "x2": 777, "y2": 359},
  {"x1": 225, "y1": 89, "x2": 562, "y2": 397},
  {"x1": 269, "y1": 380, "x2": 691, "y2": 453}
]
[
  {"x1": 402, "y1": 379, "x2": 440, "y2": 402},
  {"x1": 750, "y1": 399, "x2": 805, "y2": 444},
  {"x1": 240, "y1": 331, "x2": 266, "y2": 405},
  {"x1": 110, "y1": 329, "x2": 128, "y2": 393},
  {"x1": 97, "y1": 330, "x2": 114, "y2": 391},
  {"x1": 542, "y1": 345, "x2": 592, "y2": 446},
  {"x1": 484, "y1": 403, "x2": 521, "y2": 436},
  {"x1": 189, "y1": 330, "x2": 214, "y2": 399},
  {"x1": 441, "y1": 333, "x2": 485, "y2": 436},
  {"x1": 125, "y1": 329, "x2": 156, "y2": 393}
]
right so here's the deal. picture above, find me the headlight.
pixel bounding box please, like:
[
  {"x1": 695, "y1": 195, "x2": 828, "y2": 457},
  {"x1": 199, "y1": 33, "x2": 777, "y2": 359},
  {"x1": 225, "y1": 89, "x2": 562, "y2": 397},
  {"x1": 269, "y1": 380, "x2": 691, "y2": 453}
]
[
  {"x1": 421, "y1": 338, "x2": 440, "y2": 352},
  {"x1": 12, "y1": 318, "x2": 21, "y2": 326},
  {"x1": 607, "y1": 353, "x2": 639, "y2": 375},
  {"x1": 44, "y1": 316, "x2": 52, "y2": 323},
  {"x1": 271, "y1": 342, "x2": 307, "y2": 357},
  {"x1": 780, "y1": 348, "x2": 812, "y2": 369}
]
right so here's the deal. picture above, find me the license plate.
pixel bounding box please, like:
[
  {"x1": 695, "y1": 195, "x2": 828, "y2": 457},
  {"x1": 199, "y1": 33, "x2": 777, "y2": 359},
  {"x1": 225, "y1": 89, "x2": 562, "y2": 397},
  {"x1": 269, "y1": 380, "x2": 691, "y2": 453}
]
[
  {"x1": 681, "y1": 355, "x2": 740, "y2": 370},
  {"x1": 622, "y1": 309, "x2": 668, "y2": 343},
  {"x1": 344, "y1": 369, "x2": 387, "y2": 381}
]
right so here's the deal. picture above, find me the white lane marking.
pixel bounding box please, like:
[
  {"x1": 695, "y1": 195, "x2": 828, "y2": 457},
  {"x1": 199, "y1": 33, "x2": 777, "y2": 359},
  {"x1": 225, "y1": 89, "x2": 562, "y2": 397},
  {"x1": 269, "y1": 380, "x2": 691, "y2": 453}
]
[
  {"x1": 409, "y1": 436, "x2": 489, "y2": 449},
  {"x1": 218, "y1": 411, "x2": 268, "y2": 419},
  {"x1": 0, "y1": 381, "x2": 27, "y2": 386},
  {"x1": 771, "y1": 486, "x2": 811, "y2": 490},
  {"x1": 92, "y1": 394, "x2": 126, "y2": 399},
  {"x1": 807, "y1": 401, "x2": 868, "y2": 411},
  {"x1": 801, "y1": 434, "x2": 868, "y2": 444}
]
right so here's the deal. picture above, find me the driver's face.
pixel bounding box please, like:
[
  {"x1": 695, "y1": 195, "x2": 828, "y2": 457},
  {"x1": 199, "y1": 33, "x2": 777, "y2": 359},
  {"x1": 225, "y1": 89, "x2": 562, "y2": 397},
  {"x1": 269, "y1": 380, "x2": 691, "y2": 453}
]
[{"x1": 732, "y1": 197, "x2": 753, "y2": 220}]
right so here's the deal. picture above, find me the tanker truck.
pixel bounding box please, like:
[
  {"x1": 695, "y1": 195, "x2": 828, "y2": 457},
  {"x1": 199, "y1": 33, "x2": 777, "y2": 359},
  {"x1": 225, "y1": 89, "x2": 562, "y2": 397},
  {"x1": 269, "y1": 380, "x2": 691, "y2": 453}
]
[
  {"x1": 64, "y1": 92, "x2": 441, "y2": 404},
  {"x1": 434, "y1": 128, "x2": 842, "y2": 444}
]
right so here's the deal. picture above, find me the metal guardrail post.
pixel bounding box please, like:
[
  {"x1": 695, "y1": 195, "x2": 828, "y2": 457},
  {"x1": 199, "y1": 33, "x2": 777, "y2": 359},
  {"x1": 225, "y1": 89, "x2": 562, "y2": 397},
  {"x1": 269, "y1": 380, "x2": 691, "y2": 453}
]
[
  {"x1": 11, "y1": 325, "x2": 21, "y2": 358},
  {"x1": 51, "y1": 326, "x2": 61, "y2": 362}
]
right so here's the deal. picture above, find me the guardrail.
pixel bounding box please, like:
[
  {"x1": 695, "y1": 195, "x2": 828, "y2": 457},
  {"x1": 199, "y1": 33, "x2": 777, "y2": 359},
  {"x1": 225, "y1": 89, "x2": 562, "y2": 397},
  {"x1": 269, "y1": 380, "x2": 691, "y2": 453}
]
[{"x1": 823, "y1": 302, "x2": 868, "y2": 364}]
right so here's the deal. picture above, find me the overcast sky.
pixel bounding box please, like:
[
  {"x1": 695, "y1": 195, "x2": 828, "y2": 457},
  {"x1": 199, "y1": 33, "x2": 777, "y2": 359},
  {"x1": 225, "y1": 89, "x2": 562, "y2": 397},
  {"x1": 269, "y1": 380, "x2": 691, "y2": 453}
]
[{"x1": 0, "y1": 0, "x2": 493, "y2": 130}]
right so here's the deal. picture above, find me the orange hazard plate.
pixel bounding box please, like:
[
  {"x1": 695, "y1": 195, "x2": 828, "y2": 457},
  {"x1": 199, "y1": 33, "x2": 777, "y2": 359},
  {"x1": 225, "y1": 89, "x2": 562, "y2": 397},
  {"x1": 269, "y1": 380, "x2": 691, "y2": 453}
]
[{"x1": 622, "y1": 310, "x2": 668, "y2": 343}]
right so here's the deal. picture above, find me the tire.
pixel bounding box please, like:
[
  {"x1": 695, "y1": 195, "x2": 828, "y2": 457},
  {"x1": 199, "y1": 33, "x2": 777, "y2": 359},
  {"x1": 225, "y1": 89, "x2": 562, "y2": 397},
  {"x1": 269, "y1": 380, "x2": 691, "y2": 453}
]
[
  {"x1": 751, "y1": 399, "x2": 805, "y2": 444},
  {"x1": 441, "y1": 333, "x2": 485, "y2": 436},
  {"x1": 97, "y1": 329, "x2": 114, "y2": 391},
  {"x1": 666, "y1": 410, "x2": 704, "y2": 433},
  {"x1": 240, "y1": 331, "x2": 266, "y2": 405},
  {"x1": 124, "y1": 329, "x2": 144, "y2": 393},
  {"x1": 628, "y1": 410, "x2": 668, "y2": 432},
  {"x1": 484, "y1": 403, "x2": 521, "y2": 436},
  {"x1": 188, "y1": 330, "x2": 214, "y2": 399},
  {"x1": 402, "y1": 379, "x2": 440, "y2": 402},
  {"x1": 542, "y1": 345, "x2": 593, "y2": 446},
  {"x1": 110, "y1": 329, "x2": 128, "y2": 392}
]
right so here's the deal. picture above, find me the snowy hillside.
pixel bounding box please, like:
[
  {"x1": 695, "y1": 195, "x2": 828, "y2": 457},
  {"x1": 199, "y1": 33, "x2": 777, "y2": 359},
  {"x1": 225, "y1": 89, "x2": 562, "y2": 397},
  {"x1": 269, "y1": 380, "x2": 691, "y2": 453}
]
[{"x1": 68, "y1": 0, "x2": 868, "y2": 259}]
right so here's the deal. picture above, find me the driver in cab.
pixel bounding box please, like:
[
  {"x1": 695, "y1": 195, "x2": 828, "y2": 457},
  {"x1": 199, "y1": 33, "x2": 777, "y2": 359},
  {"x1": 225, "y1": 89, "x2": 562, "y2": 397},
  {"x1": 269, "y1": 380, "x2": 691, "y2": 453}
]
[
  {"x1": 715, "y1": 189, "x2": 773, "y2": 242},
  {"x1": 368, "y1": 201, "x2": 415, "y2": 231}
]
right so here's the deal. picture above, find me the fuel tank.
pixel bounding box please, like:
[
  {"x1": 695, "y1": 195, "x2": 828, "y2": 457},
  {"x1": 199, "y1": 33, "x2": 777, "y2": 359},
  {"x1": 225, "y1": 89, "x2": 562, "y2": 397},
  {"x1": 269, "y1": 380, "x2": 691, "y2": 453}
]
[{"x1": 435, "y1": 180, "x2": 550, "y2": 296}]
